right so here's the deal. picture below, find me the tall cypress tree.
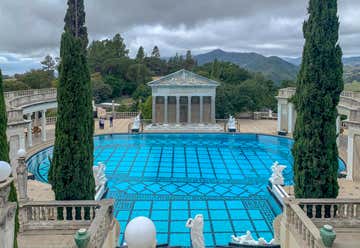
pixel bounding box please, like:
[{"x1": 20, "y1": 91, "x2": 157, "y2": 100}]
[
  {"x1": 0, "y1": 70, "x2": 19, "y2": 247},
  {"x1": 49, "y1": 0, "x2": 95, "y2": 200},
  {"x1": 292, "y1": 0, "x2": 343, "y2": 198}
]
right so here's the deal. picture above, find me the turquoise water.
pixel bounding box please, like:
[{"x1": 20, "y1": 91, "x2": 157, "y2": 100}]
[{"x1": 27, "y1": 133, "x2": 345, "y2": 247}]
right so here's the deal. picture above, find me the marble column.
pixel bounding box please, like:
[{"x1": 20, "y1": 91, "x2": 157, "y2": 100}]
[
  {"x1": 176, "y1": 96, "x2": 180, "y2": 124},
  {"x1": 277, "y1": 102, "x2": 282, "y2": 132},
  {"x1": 347, "y1": 133, "x2": 354, "y2": 181},
  {"x1": 27, "y1": 113, "x2": 32, "y2": 147},
  {"x1": 288, "y1": 103, "x2": 294, "y2": 133},
  {"x1": 152, "y1": 96, "x2": 156, "y2": 123},
  {"x1": 211, "y1": 96, "x2": 216, "y2": 123},
  {"x1": 19, "y1": 134, "x2": 26, "y2": 151},
  {"x1": 41, "y1": 110, "x2": 46, "y2": 142},
  {"x1": 34, "y1": 111, "x2": 39, "y2": 127},
  {"x1": 200, "y1": 96, "x2": 204, "y2": 123},
  {"x1": 164, "y1": 96, "x2": 168, "y2": 124},
  {"x1": 336, "y1": 116, "x2": 341, "y2": 145},
  {"x1": 188, "y1": 96, "x2": 192, "y2": 124}
]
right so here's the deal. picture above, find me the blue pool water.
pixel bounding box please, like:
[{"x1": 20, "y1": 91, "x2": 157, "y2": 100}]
[{"x1": 27, "y1": 133, "x2": 345, "y2": 247}]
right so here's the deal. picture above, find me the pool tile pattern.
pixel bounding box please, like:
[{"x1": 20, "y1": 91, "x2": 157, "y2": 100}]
[{"x1": 27, "y1": 134, "x2": 345, "y2": 247}]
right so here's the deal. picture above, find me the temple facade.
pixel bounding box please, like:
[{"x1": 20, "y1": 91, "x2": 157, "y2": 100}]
[{"x1": 148, "y1": 69, "x2": 220, "y2": 124}]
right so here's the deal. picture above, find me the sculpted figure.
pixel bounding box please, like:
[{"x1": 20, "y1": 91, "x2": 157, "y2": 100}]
[
  {"x1": 270, "y1": 161, "x2": 287, "y2": 185},
  {"x1": 186, "y1": 214, "x2": 205, "y2": 248}
]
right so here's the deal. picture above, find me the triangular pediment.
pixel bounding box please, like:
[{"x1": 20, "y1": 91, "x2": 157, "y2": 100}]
[{"x1": 148, "y1": 69, "x2": 220, "y2": 87}]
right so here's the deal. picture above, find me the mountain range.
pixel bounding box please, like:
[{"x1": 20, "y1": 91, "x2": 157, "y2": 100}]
[
  {"x1": 193, "y1": 49, "x2": 360, "y2": 83},
  {"x1": 282, "y1": 56, "x2": 360, "y2": 66},
  {"x1": 194, "y1": 49, "x2": 298, "y2": 83}
]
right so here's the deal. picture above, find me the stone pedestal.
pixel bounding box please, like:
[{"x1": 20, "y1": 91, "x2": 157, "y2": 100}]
[{"x1": 0, "y1": 178, "x2": 17, "y2": 248}]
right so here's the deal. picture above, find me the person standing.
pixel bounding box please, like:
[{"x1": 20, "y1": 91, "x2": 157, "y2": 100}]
[{"x1": 110, "y1": 115, "x2": 114, "y2": 128}]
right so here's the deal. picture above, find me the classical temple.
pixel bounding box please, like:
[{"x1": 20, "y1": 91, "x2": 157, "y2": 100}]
[{"x1": 148, "y1": 69, "x2": 220, "y2": 125}]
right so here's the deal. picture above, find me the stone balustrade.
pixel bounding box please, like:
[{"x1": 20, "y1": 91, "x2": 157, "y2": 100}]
[
  {"x1": 297, "y1": 199, "x2": 360, "y2": 227},
  {"x1": 4, "y1": 88, "x2": 57, "y2": 102},
  {"x1": 7, "y1": 90, "x2": 57, "y2": 109},
  {"x1": 283, "y1": 198, "x2": 360, "y2": 248},
  {"x1": 19, "y1": 199, "x2": 115, "y2": 247},
  {"x1": 110, "y1": 112, "x2": 139, "y2": 119},
  {"x1": 284, "y1": 198, "x2": 325, "y2": 248}
]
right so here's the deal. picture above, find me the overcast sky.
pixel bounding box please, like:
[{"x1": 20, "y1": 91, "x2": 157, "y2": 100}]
[{"x1": 0, "y1": 0, "x2": 359, "y2": 75}]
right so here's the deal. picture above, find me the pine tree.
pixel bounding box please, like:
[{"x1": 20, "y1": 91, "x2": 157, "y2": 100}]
[
  {"x1": 0, "y1": 69, "x2": 19, "y2": 248},
  {"x1": 151, "y1": 46, "x2": 161, "y2": 58},
  {"x1": 185, "y1": 50, "x2": 195, "y2": 70},
  {"x1": 49, "y1": 0, "x2": 95, "y2": 201},
  {"x1": 211, "y1": 59, "x2": 221, "y2": 80},
  {"x1": 292, "y1": 0, "x2": 343, "y2": 199},
  {"x1": 136, "y1": 46, "x2": 145, "y2": 63}
]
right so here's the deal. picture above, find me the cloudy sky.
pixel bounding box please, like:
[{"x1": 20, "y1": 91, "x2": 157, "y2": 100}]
[{"x1": 0, "y1": 0, "x2": 359, "y2": 75}]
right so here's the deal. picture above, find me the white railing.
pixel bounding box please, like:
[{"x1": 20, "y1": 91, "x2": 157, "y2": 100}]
[
  {"x1": 5, "y1": 88, "x2": 57, "y2": 100},
  {"x1": 46, "y1": 117, "x2": 57, "y2": 125},
  {"x1": 19, "y1": 199, "x2": 115, "y2": 248},
  {"x1": 111, "y1": 112, "x2": 139, "y2": 119}
]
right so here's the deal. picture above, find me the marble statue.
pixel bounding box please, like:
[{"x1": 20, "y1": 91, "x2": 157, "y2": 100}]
[
  {"x1": 228, "y1": 115, "x2": 236, "y2": 132},
  {"x1": 132, "y1": 114, "x2": 141, "y2": 132},
  {"x1": 16, "y1": 156, "x2": 28, "y2": 201},
  {"x1": 186, "y1": 214, "x2": 205, "y2": 248},
  {"x1": 231, "y1": 231, "x2": 275, "y2": 246},
  {"x1": 93, "y1": 162, "x2": 108, "y2": 200},
  {"x1": 269, "y1": 161, "x2": 287, "y2": 185}
]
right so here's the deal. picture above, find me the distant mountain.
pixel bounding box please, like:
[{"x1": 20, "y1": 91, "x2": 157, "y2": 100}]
[
  {"x1": 343, "y1": 57, "x2": 360, "y2": 66},
  {"x1": 194, "y1": 49, "x2": 299, "y2": 83},
  {"x1": 283, "y1": 56, "x2": 360, "y2": 67}
]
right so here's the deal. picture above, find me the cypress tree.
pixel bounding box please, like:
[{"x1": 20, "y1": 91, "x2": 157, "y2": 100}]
[
  {"x1": 49, "y1": 0, "x2": 95, "y2": 201},
  {"x1": 136, "y1": 46, "x2": 145, "y2": 63},
  {"x1": 0, "y1": 69, "x2": 19, "y2": 248},
  {"x1": 292, "y1": 0, "x2": 343, "y2": 199}
]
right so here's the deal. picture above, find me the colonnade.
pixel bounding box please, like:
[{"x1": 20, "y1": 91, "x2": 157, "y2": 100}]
[{"x1": 152, "y1": 95, "x2": 216, "y2": 124}]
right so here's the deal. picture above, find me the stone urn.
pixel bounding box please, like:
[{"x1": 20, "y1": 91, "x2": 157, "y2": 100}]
[
  {"x1": 320, "y1": 225, "x2": 336, "y2": 247},
  {"x1": 74, "y1": 228, "x2": 90, "y2": 248}
]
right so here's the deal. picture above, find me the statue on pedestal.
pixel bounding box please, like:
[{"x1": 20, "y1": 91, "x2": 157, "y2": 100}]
[
  {"x1": 228, "y1": 115, "x2": 236, "y2": 132},
  {"x1": 269, "y1": 161, "x2": 287, "y2": 186},
  {"x1": 132, "y1": 114, "x2": 141, "y2": 133},
  {"x1": 16, "y1": 149, "x2": 28, "y2": 201},
  {"x1": 186, "y1": 214, "x2": 205, "y2": 248},
  {"x1": 93, "y1": 162, "x2": 108, "y2": 200}
]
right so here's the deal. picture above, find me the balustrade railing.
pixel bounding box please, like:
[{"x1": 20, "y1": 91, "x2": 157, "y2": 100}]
[
  {"x1": 4, "y1": 88, "x2": 57, "y2": 100},
  {"x1": 109, "y1": 112, "x2": 139, "y2": 119},
  {"x1": 297, "y1": 199, "x2": 360, "y2": 227},
  {"x1": 46, "y1": 116, "x2": 57, "y2": 125},
  {"x1": 284, "y1": 198, "x2": 325, "y2": 248},
  {"x1": 284, "y1": 198, "x2": 360, "y2": 248},
  {"x1": 19, "y1": 199, "x2": 115, "y2": 247}
]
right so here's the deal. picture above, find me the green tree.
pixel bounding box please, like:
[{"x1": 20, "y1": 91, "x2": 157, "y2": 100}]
[
  {"x1": 15, "y1": 69, "x2": 55, "y2": 89},
  {"x1": 140, "y1": 96, "x2": 152, "y2": 119},
  {"x1": 136, "y1": 46, "x2": 145, "y2": 63},
  {"x1": 91, "y1": 73, "x2": 113, "y2": 103},
  {"x1": 41, "y1": 55, "x2": 57, "y2": 72},
  {"x1": 292, "y1": 0, "x2": 343, "y2": 199},
  {"x1": 184, "y1": 50, "x2": 196, "y2": 70},
  {"x1": 151, "y1": 46, "x2": 161, "y2": 58},
  {"x1": 49, "y1": 0, "x2": 95, "y2": 201},
  {"x1": 0, "y1": 70, "x2": 19, "y2": 248}
]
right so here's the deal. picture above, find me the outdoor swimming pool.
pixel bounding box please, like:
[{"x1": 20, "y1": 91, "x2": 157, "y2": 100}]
[{"x1": 27, "y1": 133, "x2": 345, "y2": 247}]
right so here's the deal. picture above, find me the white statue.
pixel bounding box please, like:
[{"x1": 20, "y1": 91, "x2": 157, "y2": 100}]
[
  {"x1": 132, "y1": 114, "x2": 141, "y2": 131},
  {"x1": 231, "y1": 231, "x2": 273, "y2": 246},
  {"x1": 93, "y1": 162, "x2": 108, "y2": 200},
  {"x1": 228, "y1": 115, "x2": 236, "y2": 132},
  {"x1": 186, "y1": 214, "x2": 205, "y2": 248},
  {"x1": 269, "y1": 161, "x2": 287, "y2": 185}
]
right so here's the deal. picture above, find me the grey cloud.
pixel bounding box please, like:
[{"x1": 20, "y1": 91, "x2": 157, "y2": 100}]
[{"x1": 0, "y1": 0, "x2": 359, "y2": 74}]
